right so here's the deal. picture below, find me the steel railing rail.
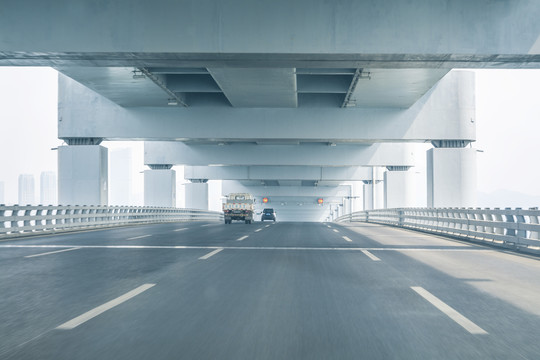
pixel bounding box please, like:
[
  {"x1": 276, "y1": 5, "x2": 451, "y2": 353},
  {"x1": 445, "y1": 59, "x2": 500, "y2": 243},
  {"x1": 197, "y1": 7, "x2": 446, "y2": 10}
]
[
  {"x1": 334, "y1": 207, "x2": 540, "y2": 255},
  {"x1": 0, "y1": 205, "x2": 223, "y2": 239}
]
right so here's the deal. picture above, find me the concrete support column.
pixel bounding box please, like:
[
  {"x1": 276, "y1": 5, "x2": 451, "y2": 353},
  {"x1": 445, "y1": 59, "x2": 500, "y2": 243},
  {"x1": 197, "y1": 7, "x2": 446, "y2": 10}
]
[
  {"x1": 363, "y1": 180, "x2": 383, "y2": 210},
  {"x1": 343, "y1": 198, "x2": 351, "y2": 216},
  {"x1": 351, "y1": 181, "x2": 363, "y2": 213},
  {"x1": 384, "y1": 166, "x2": 414, "y2": 208},
  {"x1": 58, "y1": 138, "x2": 108, "y2": 205},
  {"x1": 144, "y1": 165, "x2": 176, "y2": 207},
  {"x1": 427, "y1": 141, "x2": 477, "y2": 208},
  {"x1": 185, "y1": 179, "x2": 209, "y2": 210}
]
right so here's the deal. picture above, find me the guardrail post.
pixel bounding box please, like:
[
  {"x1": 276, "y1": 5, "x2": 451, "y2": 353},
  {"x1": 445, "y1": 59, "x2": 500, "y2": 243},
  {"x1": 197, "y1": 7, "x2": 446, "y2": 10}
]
[
  {"x1": 529, "y1": 207, "x2": 539, "y2": 240},
  {"x1": 45, "y1": 207, "x2": 53, "y2": 229},
  {"x1": 22, "y1": 207, "x2": 32, "y2": 231},
  {"x1": 467, "y1": 208, "x2": 474, "y2": 238},
  {"x1": 515, "y1": 208, "x2": 527, "y2": 245},
  {"x1": 482, "y1": 208, "x2": 493, "y2": 238},
  {"x1": 504, "y1": 208, "x2": 516, "y2": 237},
  {"x1": 398, "y1": 209, "x2": 404, "y2": 227},
  {"x1": 0, "y1": 207, "x2": 6, "y2": 233},
  {"x1": 492, "y1": 208, "x2": 504, "y2": 236}
]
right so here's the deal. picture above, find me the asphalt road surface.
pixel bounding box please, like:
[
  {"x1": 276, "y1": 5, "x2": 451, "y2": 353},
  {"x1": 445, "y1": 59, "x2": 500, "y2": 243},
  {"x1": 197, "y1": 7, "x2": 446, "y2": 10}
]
[{"x1": 1, "y1": 221, "x2": 540, "y2": 359}]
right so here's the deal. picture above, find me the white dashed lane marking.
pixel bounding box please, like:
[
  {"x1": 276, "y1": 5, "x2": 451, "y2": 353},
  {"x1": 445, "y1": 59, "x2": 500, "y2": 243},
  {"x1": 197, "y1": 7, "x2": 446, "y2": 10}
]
[
  {"x1": 361, "y1": 250, "x2": 381, "y2": 261},
  {"x1": 126, "y1": 235, "x2": 152, "y2": 240},
  {"x1": 411, "y1": 286, "x2": 488, "y2": 335},
  {"x1": 199, "y1": 248, "x2": 224, "y2": 260},
  {"x1": 25, "y1": 247, "x2": 81, "y2": 258},
  {"x1": 56, "y1": 284, "x2": 156, "y2": 330}
]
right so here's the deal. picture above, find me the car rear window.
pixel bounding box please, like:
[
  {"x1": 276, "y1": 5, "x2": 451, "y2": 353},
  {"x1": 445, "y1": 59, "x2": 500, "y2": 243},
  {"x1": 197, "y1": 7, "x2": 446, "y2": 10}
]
[{"x1": 263, "y1": 208, "x2": 274, "y2": 212}]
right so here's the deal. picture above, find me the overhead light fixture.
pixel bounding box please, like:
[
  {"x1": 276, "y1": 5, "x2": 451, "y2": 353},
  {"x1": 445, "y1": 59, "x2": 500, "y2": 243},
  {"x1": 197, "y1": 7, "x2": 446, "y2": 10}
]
[
  {"x1": 132, "y1": 68, "x2": 146, "y2": 79},
  {"x1": 167, "y1": 99, "x2": 178, "y2": 106}
]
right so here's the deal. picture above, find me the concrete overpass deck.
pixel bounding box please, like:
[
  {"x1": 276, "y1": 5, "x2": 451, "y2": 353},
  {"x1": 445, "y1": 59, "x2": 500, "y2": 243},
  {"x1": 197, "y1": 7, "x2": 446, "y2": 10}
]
[{"x1": 2, "y1": 222, "x2": 540, "y2": 359}]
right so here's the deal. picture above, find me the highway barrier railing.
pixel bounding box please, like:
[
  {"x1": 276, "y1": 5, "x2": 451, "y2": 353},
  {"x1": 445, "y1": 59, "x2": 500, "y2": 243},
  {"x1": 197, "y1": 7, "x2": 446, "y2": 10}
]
[
  {"x1": 0, "y1": 205, "x2": 224, "y2": 239},
  {"x1": 334, "y1": 207, "x2": 540, "y2": 255}
]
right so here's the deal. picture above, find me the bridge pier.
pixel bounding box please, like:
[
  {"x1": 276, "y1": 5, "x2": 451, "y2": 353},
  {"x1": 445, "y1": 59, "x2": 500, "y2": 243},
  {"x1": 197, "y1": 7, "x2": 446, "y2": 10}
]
[
  {"x1": 427, "y1": 141, "x2": 477, "y2": 208},
  {"x1": 362, "y1": 180, "x2": 383, "y2": 210},
  {"x1": 58, "y1": 139, "x2": 108, "y2": 206},
  {"x1": 384, "y1": 166, "x2": 414, "y2": 208},
  {"x1": 185, "y1": 179, "x2": 209, "y2": 210},
  {"x1": 144, "y1": 165, "x2": 176, "y2": 207}
]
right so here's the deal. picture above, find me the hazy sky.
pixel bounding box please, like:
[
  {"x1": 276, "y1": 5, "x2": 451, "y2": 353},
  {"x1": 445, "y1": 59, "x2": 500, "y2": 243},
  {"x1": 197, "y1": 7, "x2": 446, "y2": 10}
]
[{"x1": 1, "y1": 67, "x2": 539, "y2": 206}]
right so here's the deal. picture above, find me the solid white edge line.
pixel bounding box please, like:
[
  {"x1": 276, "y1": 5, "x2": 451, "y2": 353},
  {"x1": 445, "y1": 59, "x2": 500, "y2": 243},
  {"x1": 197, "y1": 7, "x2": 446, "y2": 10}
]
[
  {"x1": 237, "y1": 235, "x2": 249, "y2": 241},
  {"x1": 173, "y1": 228, "x2": 188, "y2": 232},
  {"x1": 25, "y1": 247, "x2": 81, "y2": 258},
  {"x1": 411, "y1": 286, "x2": 488, "y2": 335},
  {"x1": 361, "y1": 249, "x2": 381, "y2": 261},
  {"x1": 56, "y1": 284, "x2": 156, "y2": 330},
  {"x1": 1, "y1": 245, "x2": 490, "y2": 252},
  {"x1": 126, "y1": 235, "x2": 152, "y2": 240},
  {"x1": 199, "y1": 248, "x2": 224, "y2": 260},
  {"x1": 1, "y1": 245, "x2": 488, "y2": 252},
  {"x1": 342, "y1": 236, "x2": 352, "y2": 242}
]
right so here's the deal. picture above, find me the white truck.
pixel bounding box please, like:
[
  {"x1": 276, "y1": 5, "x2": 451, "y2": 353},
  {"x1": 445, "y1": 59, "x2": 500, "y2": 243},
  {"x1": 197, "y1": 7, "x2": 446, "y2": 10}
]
[{"x1": 223, "y1": 193, "x2": 254, "y2": 224}]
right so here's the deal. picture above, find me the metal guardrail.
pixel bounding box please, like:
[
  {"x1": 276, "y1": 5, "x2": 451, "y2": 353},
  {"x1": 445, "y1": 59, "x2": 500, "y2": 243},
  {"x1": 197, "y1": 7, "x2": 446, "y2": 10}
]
[
  {"x1": 335, "y1": 207, "x2": 540, "y2": 255},
  {"x1": 0, "y1": 205, "x2": 223, "y2": 239}
]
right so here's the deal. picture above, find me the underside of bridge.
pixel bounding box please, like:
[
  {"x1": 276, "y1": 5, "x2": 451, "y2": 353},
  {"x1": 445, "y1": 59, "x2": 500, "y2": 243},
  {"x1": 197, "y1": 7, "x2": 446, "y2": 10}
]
[{"x1": 2, "y1": 0, "x2": 540, "y2": 221}]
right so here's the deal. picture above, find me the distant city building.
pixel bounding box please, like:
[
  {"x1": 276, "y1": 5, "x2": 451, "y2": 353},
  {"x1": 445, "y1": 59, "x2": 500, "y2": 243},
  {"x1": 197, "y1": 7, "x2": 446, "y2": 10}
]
[
  {"x1": 40, "y1": 171, "x2": 57, "y2": 205},
  {"x1": 109, "y1": 148, "x2": 133, "y2": 206},
  {"x1": 18, "y1": 174, "x2": 35, "y2": 205},
  {"x1": 0, "y1": 181, "x2": 4, "y2": 204}
]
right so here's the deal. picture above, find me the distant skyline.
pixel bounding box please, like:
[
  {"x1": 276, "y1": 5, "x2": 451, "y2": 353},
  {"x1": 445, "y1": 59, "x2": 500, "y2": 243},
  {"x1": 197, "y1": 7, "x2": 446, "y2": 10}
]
[
  {"x1": 40, "y1": 171, "x2": 57, "y2": 205},
  {"x1": 18, "y1": 174, "x2": 35, "y2": 205},
  {"x1": 0, "y1": 67, "x2": 539, "y2": 208}
]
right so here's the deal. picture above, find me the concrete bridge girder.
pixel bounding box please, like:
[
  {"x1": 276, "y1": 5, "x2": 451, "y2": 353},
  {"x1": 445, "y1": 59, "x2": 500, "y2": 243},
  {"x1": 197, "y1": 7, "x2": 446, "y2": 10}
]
[
  {"x1": 184, "y1": 166, "x2": 373, "y2": 182},
  {"x1": 222, "y1": 184, "x2": 352, "y2": 198},
  {"x1": 57, "y1": 71, "x2": 475, "y2": 142},
  {"x1": 2, "y1": 0, "x2": 540, "y2": 57},
  {"x1": 144, "y1": 142, "x2": 415, "y2": 167}
]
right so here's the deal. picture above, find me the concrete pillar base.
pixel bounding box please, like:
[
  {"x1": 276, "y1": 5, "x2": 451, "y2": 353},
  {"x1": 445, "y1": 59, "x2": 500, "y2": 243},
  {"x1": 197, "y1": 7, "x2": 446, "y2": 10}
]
[
  {"x1": 384, "y1": 169, "x2": 414, "y2": 208},
  {"x1": 427, "y1": 147, "x2": 477, "y2": 208},
  {"x1": 185, "y1": 182, "x2": 209, "y2": 210},
  {"x1": 144, "y1": 169, "x2": 176, "y2": 207},
  {"x1": 58, "y1": 145, "x2": 108, "y2": 205},
  {"x1": 363, "y1": 180, "x2": 383, "y2": 210}
]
